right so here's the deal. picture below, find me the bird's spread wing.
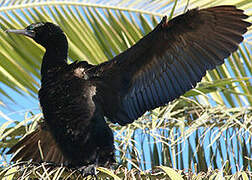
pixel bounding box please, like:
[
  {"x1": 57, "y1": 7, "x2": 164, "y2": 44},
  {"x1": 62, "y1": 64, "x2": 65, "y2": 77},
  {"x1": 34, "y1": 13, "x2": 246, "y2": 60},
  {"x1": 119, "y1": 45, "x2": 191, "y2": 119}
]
[{"x1": 95, "y1": 6, "x2": 251, "y2": 125}]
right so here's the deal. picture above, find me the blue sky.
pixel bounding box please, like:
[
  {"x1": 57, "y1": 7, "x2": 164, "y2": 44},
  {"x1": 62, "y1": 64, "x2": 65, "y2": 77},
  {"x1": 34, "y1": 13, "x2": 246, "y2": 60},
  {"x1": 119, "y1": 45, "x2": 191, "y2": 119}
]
[
  {"x1": 0, "y1": 84, "x2": 39, "y2": 123},
  {"x1": 0, "y1": 2, "x2": 251, "y2": 174}
]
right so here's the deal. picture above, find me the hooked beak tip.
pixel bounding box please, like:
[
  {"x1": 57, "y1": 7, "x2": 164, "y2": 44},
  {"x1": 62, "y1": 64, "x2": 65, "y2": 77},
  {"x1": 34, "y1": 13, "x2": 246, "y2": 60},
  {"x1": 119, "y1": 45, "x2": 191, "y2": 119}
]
[{"x1": 5, "y1": 29, "x2": 11, "y2": 33}]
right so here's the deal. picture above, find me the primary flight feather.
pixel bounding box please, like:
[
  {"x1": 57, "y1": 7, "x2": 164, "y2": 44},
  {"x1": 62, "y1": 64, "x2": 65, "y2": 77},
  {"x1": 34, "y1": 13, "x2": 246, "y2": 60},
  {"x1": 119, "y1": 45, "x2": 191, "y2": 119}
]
[{"x1": 6, "y1": 5, "x2": 251, "y2": 171}]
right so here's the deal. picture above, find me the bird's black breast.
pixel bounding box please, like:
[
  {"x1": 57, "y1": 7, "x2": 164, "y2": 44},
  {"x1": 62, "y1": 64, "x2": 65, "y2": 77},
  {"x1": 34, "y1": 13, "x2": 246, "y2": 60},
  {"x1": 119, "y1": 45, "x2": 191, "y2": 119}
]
[
  {"x1": 38, "y1": 62, "x2": 115, "y2": 166},
  {"x1": 38, "y1": 63, "x2": 97, "y2": 135}
]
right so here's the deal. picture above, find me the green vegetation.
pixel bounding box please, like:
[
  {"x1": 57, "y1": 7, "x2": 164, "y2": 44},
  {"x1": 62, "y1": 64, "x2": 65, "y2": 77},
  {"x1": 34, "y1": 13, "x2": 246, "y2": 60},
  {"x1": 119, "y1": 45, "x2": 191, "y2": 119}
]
[{"x1": 0, "y1": 0, "x2": 251, "y2": 179}]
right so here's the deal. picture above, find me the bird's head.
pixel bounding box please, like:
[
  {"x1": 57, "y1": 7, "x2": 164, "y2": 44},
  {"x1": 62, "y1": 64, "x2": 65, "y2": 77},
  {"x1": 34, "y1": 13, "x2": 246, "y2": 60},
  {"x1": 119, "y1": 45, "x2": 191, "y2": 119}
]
[{"x1": 6, "y1": 22, "x2": 65, "y2": 48}]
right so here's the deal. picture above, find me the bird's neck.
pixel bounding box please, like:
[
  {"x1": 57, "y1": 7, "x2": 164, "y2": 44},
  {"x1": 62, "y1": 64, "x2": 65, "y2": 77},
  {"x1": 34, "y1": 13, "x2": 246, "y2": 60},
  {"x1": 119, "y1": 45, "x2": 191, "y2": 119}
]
[{"x1": 41, "y1": 34, "x2": 68, "y2": 79}]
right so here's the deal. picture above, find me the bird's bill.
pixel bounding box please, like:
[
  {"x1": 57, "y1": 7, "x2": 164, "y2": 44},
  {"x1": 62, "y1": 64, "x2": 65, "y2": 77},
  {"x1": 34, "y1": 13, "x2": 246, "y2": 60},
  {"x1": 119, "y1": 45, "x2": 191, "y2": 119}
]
[{"x1": 5, "y1": 29, "x2": 35, "y2": 38}]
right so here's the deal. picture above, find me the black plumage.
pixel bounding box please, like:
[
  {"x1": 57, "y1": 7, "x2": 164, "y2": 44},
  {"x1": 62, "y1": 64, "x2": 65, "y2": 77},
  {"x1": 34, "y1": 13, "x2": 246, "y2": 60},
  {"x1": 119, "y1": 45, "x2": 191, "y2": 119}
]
[{"x1": 6, "y1": 6, "x2": 251, "y2": 169}]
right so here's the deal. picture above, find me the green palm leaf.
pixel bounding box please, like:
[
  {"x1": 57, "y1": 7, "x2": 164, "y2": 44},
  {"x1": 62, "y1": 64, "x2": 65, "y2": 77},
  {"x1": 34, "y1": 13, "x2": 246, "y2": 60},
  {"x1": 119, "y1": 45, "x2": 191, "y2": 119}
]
[
  {"x1": 0, "y1": 0, "x2": 251, "y2": 179},
  {"x1": 0, "y1": 0, "x2": 251, "y2": 106}
]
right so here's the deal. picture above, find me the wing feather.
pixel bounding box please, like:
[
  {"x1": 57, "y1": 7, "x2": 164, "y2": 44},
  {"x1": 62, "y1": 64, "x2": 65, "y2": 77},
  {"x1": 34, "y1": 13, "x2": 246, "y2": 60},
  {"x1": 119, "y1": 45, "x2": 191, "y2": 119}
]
[{"x1": 95, "y1": 6, "x2": 251, "y2": 125}]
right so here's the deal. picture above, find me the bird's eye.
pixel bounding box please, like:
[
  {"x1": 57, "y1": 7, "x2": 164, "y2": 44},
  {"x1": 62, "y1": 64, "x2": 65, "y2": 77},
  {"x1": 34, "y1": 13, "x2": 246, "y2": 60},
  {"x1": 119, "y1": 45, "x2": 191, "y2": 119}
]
[{"x1": 27, "y1": 25, "x2": 34, "y2": 30}]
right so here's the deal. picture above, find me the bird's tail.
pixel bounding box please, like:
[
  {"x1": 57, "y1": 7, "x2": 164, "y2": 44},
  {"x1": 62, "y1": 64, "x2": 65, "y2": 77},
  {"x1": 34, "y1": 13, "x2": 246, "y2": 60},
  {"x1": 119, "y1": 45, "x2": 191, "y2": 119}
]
[{"x1": 7, "y1": 123, "x2": 68, "y2": 165}]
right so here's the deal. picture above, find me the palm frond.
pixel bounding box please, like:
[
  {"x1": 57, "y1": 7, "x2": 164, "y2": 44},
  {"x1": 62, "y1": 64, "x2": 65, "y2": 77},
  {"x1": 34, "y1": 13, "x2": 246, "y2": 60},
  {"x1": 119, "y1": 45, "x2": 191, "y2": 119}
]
[
  {"x1": 1, "y1": 99, "x2": 252, "y2": 178},
  {"x1": 0, "y1": 0, "x2": 252, "y2": 178},
  {"x1": 0, "y1": 0, "x2": 251, "y2": 106}
]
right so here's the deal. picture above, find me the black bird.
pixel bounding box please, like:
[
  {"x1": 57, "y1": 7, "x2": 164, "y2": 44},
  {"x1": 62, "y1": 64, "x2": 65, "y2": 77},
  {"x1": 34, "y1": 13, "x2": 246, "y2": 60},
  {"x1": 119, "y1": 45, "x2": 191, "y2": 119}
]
[{"x1": 6, "y1": 5, "x2": 251, "y2": 171}]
